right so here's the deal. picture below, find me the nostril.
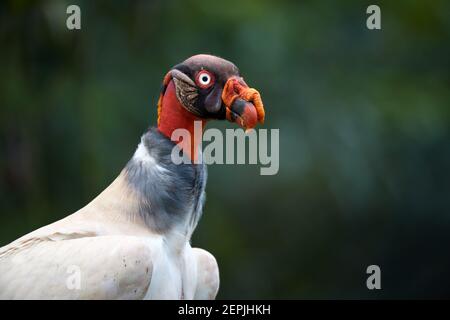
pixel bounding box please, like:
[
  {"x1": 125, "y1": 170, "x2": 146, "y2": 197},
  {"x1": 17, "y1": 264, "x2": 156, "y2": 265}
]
[{"x1": 232, "y1": 81, "x2": 247, "y2": 95}]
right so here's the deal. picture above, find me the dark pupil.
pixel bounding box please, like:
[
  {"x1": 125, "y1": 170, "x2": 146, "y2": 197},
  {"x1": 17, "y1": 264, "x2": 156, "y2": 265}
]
[{"x1": 202, "y1": 76, "x2": 208, "y2": 82}]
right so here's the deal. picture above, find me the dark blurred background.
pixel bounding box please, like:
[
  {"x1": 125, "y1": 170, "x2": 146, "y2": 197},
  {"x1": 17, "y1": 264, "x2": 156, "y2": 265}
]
[{"x1": 1, "y1": 0, "x2": 449, "y2": 299}]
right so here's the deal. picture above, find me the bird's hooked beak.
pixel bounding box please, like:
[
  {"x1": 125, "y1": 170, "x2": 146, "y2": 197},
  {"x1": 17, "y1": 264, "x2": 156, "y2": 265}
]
[{"x1": 221, "y1": 77, "x2": 265, "y2": 131}]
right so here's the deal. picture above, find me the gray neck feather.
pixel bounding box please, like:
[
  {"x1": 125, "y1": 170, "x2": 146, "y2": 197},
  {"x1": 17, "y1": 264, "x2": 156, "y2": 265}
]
[{"x1": 124, "y1": 127, "x2": 207, "y2": 236}]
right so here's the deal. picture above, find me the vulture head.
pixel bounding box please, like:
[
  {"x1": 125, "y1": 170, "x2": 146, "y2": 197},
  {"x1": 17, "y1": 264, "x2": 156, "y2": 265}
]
[
  {"x1": 156, "y1": 54, "x2": 265, "y2": 161},
  {"x1": 158, "y1": 55, "x2": 264, "y2": 129}
]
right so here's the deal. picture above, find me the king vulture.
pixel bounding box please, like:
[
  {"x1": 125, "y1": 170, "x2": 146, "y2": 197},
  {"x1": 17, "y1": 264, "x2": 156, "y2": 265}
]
[{"x1": 0, "y1": 54, "x2": 265, "y2": 299}]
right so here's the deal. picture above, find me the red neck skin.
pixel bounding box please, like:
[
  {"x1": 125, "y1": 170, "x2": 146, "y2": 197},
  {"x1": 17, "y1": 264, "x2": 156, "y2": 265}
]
[{"x1": 157, "y1": 80, "x2": 206, "y2": 163}]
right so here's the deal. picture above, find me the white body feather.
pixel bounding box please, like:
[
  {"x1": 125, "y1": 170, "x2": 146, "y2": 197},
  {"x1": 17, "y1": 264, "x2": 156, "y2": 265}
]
[{"x1": 0, "y1": 141, "x2": 219, "y2": 300}]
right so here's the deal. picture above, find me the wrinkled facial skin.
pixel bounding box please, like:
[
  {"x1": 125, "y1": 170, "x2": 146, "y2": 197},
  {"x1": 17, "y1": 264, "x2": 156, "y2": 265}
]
[{"x1": 170, "y1": 55, "x2": 241, "y2": 120}]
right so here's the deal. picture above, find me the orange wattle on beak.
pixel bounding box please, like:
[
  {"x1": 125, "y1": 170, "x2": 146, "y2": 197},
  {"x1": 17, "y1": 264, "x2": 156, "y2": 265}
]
[{"x1": 221, "y1": 77, "x2": 265, "y2": 131}]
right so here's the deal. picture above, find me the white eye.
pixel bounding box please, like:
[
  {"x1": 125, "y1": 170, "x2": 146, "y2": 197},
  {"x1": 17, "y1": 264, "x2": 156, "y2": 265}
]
[{"x1": 197, "y1": 72, "x2": 212, "y2": 87}]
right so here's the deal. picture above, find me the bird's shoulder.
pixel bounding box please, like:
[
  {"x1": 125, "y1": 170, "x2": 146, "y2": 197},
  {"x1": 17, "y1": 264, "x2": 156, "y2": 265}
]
[
  {"x1": 192, "y1": 247, "x2": 220, "y2": 299},
  {"x1": 0, "y1": 210, "x2": 163, "y2": 299},
  {"x1": 0, "y1": 232, "x2": 160, "y2": 299}
]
